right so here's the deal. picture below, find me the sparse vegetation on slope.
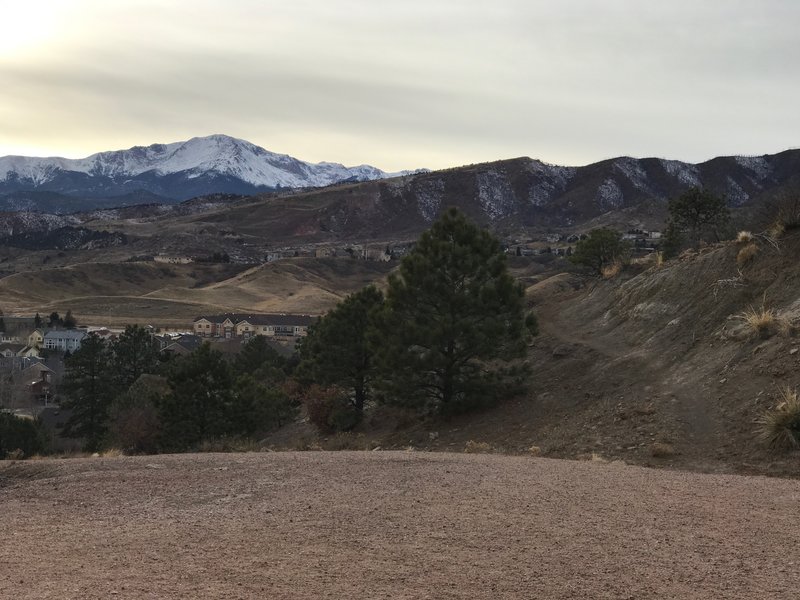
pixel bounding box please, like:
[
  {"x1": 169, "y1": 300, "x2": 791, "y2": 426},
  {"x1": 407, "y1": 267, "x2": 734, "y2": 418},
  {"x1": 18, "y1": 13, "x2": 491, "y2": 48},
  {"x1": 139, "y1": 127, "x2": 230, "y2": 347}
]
[{"x1": 758, "y1": 386, "x2": 800, "y2": 451}]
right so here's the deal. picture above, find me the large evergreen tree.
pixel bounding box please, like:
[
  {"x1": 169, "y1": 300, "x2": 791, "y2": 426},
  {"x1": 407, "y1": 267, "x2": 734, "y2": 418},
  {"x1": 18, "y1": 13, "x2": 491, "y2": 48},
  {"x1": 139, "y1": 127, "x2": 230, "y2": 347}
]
[
  {"x1": 111, "y1": 324, "x2": 160, "y2": 390},
  {"x1": 372, "y1": 208, "x2": 535, "y2": 415},
  {"x1": 159, "y1": 343, "x2": 235, "y2": 449},
  {"x1": 569, "y1": 228, "x2": 631, "y2": 275},
  {"x1": 234, "y1": 335, "x2": 285, "y2": 381},
  {"x1": 60, "y1": 333, "x2": 113, "y2": 451},
  {"x1": 298, "y1": 286, "x2": 384, "y2": 419}
]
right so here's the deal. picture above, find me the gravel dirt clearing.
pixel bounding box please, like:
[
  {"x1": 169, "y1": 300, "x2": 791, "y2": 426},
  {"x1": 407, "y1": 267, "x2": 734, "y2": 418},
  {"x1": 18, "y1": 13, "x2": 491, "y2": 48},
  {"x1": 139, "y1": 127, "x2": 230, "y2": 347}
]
[{"x1": 2, "y1": 451, "x2": 799, "y2": 599}]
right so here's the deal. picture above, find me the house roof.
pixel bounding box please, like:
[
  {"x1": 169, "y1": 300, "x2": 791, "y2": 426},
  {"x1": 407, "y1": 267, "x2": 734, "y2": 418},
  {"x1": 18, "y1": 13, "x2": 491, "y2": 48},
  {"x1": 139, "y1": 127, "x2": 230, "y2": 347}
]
[
  {"x1": 194, "y1": 313, "x2": 317, "y2": 327},
  {"x1": 0, "y1": 343, "x2": 25, "y2": 353},
  {"x1": 20, "y1": 362, "x2": 54, "y2": 376},
  {"x1": 43, "y1": 329, "x2": 88, "y2": 341}
]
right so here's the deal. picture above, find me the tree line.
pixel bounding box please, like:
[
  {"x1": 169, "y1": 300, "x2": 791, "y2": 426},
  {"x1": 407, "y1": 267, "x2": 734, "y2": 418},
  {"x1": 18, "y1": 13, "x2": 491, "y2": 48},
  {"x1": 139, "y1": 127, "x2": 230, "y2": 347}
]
[
  {"x1": 30, "y1": 208, "x2": 536, "y2": 455},
  {"x1": 568, "y1": 186, "x2": 732, "y2": 275}
]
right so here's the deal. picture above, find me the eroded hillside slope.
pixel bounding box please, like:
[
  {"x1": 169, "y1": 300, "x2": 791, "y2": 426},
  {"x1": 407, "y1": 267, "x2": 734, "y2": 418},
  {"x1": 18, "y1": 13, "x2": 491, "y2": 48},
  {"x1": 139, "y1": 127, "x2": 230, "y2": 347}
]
[{"x1": 411, "y1": 233, "x2": 800, "y2": 476}]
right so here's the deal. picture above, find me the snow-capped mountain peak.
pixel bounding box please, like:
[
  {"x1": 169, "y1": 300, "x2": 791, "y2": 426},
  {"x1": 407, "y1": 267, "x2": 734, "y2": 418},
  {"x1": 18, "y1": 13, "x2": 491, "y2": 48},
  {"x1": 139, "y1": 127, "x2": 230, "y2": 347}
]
[{"x1": 0, "y1": 134, "x2": 411, "y2": 192}]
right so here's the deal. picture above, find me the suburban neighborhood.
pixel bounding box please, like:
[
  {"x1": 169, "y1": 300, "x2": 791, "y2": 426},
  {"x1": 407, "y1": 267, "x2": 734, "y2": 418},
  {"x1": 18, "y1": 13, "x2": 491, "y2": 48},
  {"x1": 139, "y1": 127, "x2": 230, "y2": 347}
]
[{"x1": 0, "y1": 311, "x2": 318, "y2": 442}]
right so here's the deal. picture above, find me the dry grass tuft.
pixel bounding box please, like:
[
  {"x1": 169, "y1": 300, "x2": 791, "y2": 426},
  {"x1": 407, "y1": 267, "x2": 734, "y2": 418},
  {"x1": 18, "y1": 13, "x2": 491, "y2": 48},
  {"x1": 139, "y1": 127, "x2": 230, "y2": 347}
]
[
  {"x1": 4, "y1": 448, "x2": 25, "y2": 461},
  {"x1": 527, "y1": 445, "x2": 541, "y2": 456},
  {"x1": 590, "y1": 452, "x2": 607, "y2": 463},
  {"x1": 758, "y1": 386, "x2": 800, "y2": 451},
  {"x1": 736, "y1": 242, "x2": 758, "y2": 267},
  {"x1": 601, "y1": 261, "x2": 623, "y2": 279},
  {"x1": 650, "y1": 442, "x2": 675, "y2": 458},
  {"x1": 464, "y1": 440, "x2": 493, "y2": 454},
  {"x1": 736, "y1": 230, "x2": 753, "y2": 243},
  {"x1": 778, "y1": 318, "x2": 797, "y2": 338},
  {"x1": 768, "y1": 221, "x2": 786, "y2": 240},
  {"x1": 101, "y1": 448, "x2": 125, "y2": 458},
  {"x1": 738, "y1": 300, "x2": 777, "y2": 339}
]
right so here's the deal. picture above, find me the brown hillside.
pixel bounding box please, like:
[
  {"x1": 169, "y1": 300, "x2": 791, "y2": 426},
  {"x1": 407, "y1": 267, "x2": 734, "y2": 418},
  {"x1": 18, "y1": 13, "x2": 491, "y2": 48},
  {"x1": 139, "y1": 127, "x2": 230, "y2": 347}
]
[
  {"x1": 347, "y1": 233, "x2": 800, "y2": 477},
  {"x1": 0, "y1": 258, "x2": 395, "y2": 327}
]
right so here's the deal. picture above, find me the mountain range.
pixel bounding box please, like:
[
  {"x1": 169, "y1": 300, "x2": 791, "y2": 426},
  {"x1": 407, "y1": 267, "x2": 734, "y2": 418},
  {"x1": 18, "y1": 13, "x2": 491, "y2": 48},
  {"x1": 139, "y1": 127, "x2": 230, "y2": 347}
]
[
  {"x1": 0, "y1": 134, "x2": 414, "y2": 212},
  {"x1": 0, "y1": 135, "x2": 798, "y2": 229}
]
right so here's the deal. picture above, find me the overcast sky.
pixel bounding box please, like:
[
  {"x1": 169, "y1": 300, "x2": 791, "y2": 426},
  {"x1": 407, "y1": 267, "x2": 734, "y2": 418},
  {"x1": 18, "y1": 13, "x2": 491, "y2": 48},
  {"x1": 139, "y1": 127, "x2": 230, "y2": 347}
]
[{"x1": 0, "y1": 0, "x2": 798, "y2": 171}]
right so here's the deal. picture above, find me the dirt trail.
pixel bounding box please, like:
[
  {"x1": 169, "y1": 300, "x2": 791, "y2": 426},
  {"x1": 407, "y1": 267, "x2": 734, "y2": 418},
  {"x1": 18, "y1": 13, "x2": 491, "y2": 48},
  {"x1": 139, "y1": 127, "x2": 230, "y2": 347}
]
[
  {"x1": 2, "y1": 452, "x2": 799, "y2": 599},
  {"x1": 529, "y1": 273, "x2": 734, "y2": 466}
]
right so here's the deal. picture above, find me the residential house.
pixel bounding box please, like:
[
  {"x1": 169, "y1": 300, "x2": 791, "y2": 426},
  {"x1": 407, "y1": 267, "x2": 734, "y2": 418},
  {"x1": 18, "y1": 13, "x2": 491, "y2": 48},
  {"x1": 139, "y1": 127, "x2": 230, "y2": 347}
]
[
  {"x1": 0, "y1": 343, "x2": 39, "y2": 358},
  {"x1": 28, "y1": 329, "x2": 46, "y2": 349},
  {"x1": 194, "y1": 314, "x2": 316, "y2": 339},
  {"x1": 154, "y1": 255, "x2": 193, "y2": 264},
  {"x1": 0, "y1": 343, "x2": 26, "y2": 358},
  {"x1": 43, "y1": 329, "x2": 87, "y2": 352},
  {"x1": 162, "y1": 334, "x2": 204, "y2": 356}
]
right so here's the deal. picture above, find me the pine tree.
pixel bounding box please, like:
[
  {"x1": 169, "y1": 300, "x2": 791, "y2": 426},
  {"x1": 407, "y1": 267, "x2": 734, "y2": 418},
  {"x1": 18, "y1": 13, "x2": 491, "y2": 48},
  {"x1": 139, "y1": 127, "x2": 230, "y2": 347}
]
[
  {"x1": 34, "y1": 312, "x2": 42, "y2": 329},
  {"x1": 111, "y1": 324, "x2": 160, "y2": 390},
  {"x1": 298, "y1": 286, "x2": 384, "y2": 420},
  {"x1": 60, "y1": 333, "x2": 113, "y2": 451},
  {"x1": 372, "y1": 208, "x2": 536, "y2": 415},
  {"x1": 234, "y1": 335, "x2": 285, "y2": 381},
  {"x1": 568, "y1": 228, "x2": 630, "y2": 275},
  {"x1": 63, "y1": 310, "x2": 77, "y2": 329},
  {"x1": 159, "y1": 343, "x2": 235, "y2": 449}
]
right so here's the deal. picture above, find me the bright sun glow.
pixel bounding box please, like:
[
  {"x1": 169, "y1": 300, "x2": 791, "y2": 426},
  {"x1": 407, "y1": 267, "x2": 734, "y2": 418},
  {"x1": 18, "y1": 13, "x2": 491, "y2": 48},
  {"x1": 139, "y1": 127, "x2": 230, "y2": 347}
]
[{"x1": 0, "y1": 1, "x2": 64, "y2": 55}]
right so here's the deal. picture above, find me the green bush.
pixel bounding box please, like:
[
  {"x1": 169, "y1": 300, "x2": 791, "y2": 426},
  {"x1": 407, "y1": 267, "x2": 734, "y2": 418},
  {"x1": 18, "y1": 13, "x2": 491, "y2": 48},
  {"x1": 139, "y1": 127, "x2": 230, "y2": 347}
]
[{"x1": 0, "y1": 413, "x2": 46, "y2": 459}]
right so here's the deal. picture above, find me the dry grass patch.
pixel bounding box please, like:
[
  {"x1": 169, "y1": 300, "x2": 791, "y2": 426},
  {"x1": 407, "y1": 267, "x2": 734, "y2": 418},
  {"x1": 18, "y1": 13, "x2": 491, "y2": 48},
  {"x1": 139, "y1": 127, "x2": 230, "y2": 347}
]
[
  {"x1": 769, "y1": 221, "x2": 786, "y2": 240},
  {"x1": 736, "y1": 242, "x2": 758, "y2": 267},
  {"x1": 758, "y1": 386, "x2": 800, "y2": 451},
  {"x1": 464, "y1": 440, "x2": 493, "y2": 454},
  {"x1": 650, "y1": 442, "x2": 675, "y2": 458},
  {"x1": 738, "y1": 302, "x2": 777, "y2": 339},
  {"x1": 601, "y1": 261, "x2": 623, "y2": 279},
  {"x1": 736, "y1": 230, "x2": 753, "y2": 243}
]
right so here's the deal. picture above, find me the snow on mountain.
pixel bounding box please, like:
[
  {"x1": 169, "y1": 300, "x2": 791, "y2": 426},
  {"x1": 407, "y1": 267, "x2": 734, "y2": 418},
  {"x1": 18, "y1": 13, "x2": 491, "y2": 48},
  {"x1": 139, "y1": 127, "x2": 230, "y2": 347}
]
[{"x1": 0, "y1": 134, "x2": 408, "y2": 189}]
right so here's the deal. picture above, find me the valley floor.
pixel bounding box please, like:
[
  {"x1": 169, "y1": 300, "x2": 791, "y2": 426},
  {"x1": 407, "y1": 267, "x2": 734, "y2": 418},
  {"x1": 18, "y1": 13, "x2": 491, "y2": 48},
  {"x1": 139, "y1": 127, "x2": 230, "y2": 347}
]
[{"x1": 2, "y1": 451, "x2": 799, "y2": 599}]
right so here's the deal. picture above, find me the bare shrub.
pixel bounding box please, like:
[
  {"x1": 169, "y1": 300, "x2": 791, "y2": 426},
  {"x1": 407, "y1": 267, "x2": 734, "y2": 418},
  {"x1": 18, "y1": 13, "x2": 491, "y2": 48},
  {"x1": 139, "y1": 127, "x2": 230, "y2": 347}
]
[
  {"x1": 303, "y1": 385, "x2": 358, "y2": 433},
  {"x1": 758, "y1": 386, "x2": 800, "y2": 451},
  {"x1": 464, "y1": 440, "x2": 493, "y2": 454},
  {"x1": 736, "y1": 243, "x2": 758, "y2": 267}
]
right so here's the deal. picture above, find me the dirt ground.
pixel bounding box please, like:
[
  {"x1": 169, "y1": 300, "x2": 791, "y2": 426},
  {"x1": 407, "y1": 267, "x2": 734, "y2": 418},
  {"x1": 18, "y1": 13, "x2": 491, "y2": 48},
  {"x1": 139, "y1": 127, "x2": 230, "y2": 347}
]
[{"x1": 2, "y1": 451, "x2": 799, "y2": 599}]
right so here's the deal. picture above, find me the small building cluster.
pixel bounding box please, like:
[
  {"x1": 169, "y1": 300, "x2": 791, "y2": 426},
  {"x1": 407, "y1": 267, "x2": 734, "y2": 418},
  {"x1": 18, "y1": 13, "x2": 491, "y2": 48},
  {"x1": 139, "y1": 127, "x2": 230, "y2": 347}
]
[{"x1": 193, "y1": 313, "x2": 317, "y2": 339}]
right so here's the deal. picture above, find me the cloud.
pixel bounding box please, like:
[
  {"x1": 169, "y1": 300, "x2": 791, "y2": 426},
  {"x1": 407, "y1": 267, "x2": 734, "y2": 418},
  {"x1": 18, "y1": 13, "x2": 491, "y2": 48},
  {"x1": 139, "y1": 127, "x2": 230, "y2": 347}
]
[{"x1": 1, "y1": 0, "x2": 798, "y2": 169}]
